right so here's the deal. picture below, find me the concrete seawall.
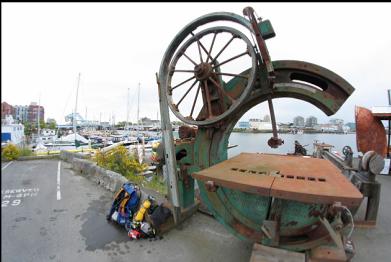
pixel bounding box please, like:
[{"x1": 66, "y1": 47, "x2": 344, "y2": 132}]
[{"x1": 60, "y1": 151, "x2": 127, "y2": 193}]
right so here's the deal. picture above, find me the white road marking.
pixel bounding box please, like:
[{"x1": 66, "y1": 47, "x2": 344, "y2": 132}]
[
  {"x1": 57, "y1": 161, "x2": 61, "y2": 200},
  {"x1": 2, "y1": 161, "x2": 13, "y2": 170}
]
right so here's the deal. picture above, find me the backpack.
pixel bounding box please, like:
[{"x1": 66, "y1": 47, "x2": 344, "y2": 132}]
[
  {"x1": 107, "y1": 182, "x2": 141, "y2": 228},
  {"x1": 149, "y1": 204, "x2": 172, "y2": 228}
]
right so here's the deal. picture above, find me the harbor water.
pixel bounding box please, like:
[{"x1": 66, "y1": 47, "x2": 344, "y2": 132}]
[{"x1": 228, "y1": 132, "x2": 357, "y2": 158}]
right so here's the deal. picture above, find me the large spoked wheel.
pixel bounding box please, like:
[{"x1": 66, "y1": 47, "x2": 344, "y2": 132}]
[
  {"x1": 166, "y1": 26, "x2": 256, "y2": 125},
  {"x1": 159, "y1": 13, "x2": 257, "y2": 126}
]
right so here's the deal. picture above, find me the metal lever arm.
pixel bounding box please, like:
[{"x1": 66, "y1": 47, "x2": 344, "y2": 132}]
[{"x1": 243, "y1": 6, "x2": 283, "y2": 148}]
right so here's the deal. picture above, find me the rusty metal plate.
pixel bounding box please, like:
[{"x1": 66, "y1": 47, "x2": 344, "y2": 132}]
[
  {"x1": 193, "y1": 153, "x2": 275, "y2": 195},
  {"x1": 192, "y1": 153, "x2": 362, "y2": 206},
  {"x1": 355, "y1": 106, "x2": 387, "y2": 157}
]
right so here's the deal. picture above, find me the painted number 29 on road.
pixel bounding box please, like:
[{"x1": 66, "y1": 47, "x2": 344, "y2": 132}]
[{"x1": 2, "y1": 199, "x2": 21, "y2": 207}]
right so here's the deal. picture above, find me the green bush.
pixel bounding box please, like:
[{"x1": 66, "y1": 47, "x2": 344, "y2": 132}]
[
  {"x1": 94, "y1": 145, "x2": 168, "y2": 194},
  {"x1": 1, "y1": 143, "x2": 20, "y2": 160},
  {"x1": 94, "y1": 146, "x2": 147, "y2": 182},
  {"x1": 19, "y1": 147, "x2": 33, "y2": 157}
]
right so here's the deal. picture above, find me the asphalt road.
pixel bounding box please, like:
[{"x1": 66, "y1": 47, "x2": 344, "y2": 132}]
[{"x1": 1, "y1": 160, "x2": 253, "y2": 262}]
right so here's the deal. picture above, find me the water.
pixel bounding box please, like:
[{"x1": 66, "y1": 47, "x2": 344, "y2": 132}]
[{"x1": 228, "y1": 132, "x2": 357, "y2": 158}]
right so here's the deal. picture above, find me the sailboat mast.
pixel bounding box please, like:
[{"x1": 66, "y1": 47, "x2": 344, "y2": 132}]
[
  {"x1": 137, "y1": 83, "x2": 140, "y2": 132},
  {"x1": 125, "y1": 87, "x2": 129, "y2": 132},
  {"x1": 74, "y1": 73, "x2": 81, "y2": 146}
]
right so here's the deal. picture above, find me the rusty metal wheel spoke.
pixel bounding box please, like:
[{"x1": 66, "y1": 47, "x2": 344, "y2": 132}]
[
  {"x1": 206, "y1": 32, "x2": 217, "y2": 63},
  {"x1": 176, "y1": 79, "x2": 199, "y2": 108},
  {"x1": 173, "y1": 69, "x2": 197, "y2": 73},
  {"x1": 212, "y1": 50, "x2": 249, "y2": 69},
  {"x1": 191, "y1": 32, "x2": 216, "y2": 63},
  {"x1": 182, "y1": 53, "x2": 198, "y2": 66},
  {"x1": 170, "y1": 75, "x2": 196, "y2": 91},
  {"x1": 190, "y1": 32, "x2": 205, "y2": 63},
  {"x1": 189, "y1": 83, "x2": 202, "y2": 119},
  {"x1": 215, "y1": 72, "x2": 248, "y2": 79},
  {"x1": 210, "y1": 36, "x2": 235, "y2": 65}
]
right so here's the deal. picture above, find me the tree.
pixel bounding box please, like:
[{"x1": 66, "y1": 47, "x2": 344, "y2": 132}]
[
  {"x1": 40, "y1": 120, "x2": 46, "y2": 129},
  {"x1": 47, "y1": 120, "x2": 57, "y2": 130},
  {"x1": 24, "y1": 122, "x2": 33, "y2": 136}
]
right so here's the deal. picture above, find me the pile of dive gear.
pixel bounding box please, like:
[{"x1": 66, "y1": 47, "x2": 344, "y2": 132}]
[{"x1": 106, "y1": 182, "x2": 172, "y2": 240}]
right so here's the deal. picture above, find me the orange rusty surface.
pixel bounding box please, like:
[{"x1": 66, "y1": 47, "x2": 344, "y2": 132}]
[
  {"x1": 355, "y1": 106, "x2": 387, "y2": 157},
  {"x1": 192, "y1": 153, "x2": 363, "y2": 206}
]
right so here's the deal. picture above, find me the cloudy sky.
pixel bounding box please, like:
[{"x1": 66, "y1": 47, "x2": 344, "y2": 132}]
[{"x1": 2, "y1": 2, "x2": 391, "y2": 125}]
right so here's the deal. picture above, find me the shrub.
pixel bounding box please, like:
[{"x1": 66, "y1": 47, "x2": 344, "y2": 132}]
[
  {"x1": 94, "y1": 146, "x2": 147, "y2": 179},
  {"x1": 1, "y1": 143, "x2": 20, "y2": 160},
  {"x1": 19, "y1": 147, "x2": 33, "y2": 157},
  {"x1": 94, "y1": 145, "x2": 167, "y2": 194}
]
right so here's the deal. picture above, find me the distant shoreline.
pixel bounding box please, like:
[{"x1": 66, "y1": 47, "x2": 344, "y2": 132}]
[{"x1": 231, "y1": 129, "x2": 355, "y2": 134}]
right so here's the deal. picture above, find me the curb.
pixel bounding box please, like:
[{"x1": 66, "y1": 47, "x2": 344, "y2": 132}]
[
  {"x1": 17, "y1": 155, "x2": 60, "y2": 161},
  {"x1": 60, "y1": 150, "x2": 128, "y2": 193}
]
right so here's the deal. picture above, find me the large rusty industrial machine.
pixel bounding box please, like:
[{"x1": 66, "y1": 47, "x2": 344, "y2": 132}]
[{"x1": 157, "y1": 7, "x2": 363, "y2": 261}]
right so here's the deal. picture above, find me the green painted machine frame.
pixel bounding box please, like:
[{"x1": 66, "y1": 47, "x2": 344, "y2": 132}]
[{"x1": 157, "y1": 7, "x2": 358, "y2": 255}]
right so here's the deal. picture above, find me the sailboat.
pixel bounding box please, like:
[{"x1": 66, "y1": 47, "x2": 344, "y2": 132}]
[
  {"x1": 45, "y1": 73, "x2": 89, "y2": 150},
  {"x1": 33, "y1": 96, "x2": 48, "y2": 153}
]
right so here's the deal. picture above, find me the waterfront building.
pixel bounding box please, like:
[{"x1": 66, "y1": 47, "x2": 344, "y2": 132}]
[
  {"x1": 1, "y1": 102, "x2": 15, "y2": 119},
  {"x1": 14, "y1": 105, "x2": 29, "y2": 123},
  {"x1": 237, "y1": 121, "x2": 250, "y2": 129},
  {"x1": 249, "y1": 118, "x2": 275, "y2": 131},
  {"x1": 305, "y1": 116, "x2": 317, "y2": 127},
  {"x1": 329, "y1": 118, "x2": 344, "y2": 132},
  {"x1": 28, "y1": 102, "x2": 45, "y2": 124},
  {"x1": 293, "y1": 116, "x2": 305, "y2": 127},
  {"x1": 314, "y1": 123, "x2": 339, "y2": 132}
]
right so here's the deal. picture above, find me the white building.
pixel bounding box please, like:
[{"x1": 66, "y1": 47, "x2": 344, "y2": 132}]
[
  {"x1": 249, "y1": 118, "x2": 276, "y2": 131},
  {"x1": 1, "y1": 115, "x2": 25, "y2": 146}
]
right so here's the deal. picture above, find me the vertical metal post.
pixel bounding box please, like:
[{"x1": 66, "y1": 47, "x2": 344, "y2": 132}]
[{"x1": 156, "y1": 73, "x2": 181, "y2": 224}]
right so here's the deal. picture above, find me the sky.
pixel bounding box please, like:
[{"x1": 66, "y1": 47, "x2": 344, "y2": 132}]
[{"x1": 2, "y1": 2, "x2": 391, "y2": 125}]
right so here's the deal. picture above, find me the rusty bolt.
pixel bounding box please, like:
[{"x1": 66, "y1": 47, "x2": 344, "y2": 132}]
[{"x1": 205, "y1": 181, "x2": 218, "y2": 192}]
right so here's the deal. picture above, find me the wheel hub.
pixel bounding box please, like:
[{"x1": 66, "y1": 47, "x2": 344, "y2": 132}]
[{"x1": 194, "y1": 63, "x2": 213, "y2": 81}]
